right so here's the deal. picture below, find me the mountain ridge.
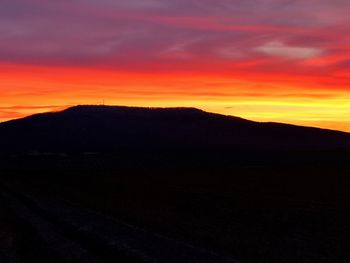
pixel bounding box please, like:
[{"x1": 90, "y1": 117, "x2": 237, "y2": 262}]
[
  {"x1": 0, "y1": 105, "x2": 349, "y2": 154},
  {"x1": 2, "y1": 105, "x2": 348, "y2": 135}
]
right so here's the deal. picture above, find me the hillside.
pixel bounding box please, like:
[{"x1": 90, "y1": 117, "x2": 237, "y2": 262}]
[
  {"x1": 0, "y1": 105, "x2": 349, "y2": 154},
  {"x1": 1, "y1": 106, "x2": 350, "y2": 263}
]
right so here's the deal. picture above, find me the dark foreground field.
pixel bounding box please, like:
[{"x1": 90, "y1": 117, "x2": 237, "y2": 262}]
[{"x1": 1, "y1": 151, "x2": 350, "y2": 262}]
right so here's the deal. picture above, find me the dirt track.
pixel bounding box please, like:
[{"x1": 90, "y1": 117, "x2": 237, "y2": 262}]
[{"x1": 0, "y1": 185, "x2": 239, "y2": 263}]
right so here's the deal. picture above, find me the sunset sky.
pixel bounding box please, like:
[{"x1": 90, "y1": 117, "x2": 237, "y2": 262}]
[{"x1": 1, "y1": 0, "x2": 350, "y2": 131}]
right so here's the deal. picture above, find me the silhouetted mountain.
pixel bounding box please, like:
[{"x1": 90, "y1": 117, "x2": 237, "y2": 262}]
[
  {"x1": 0, "y1": 105, "x2": 349, "y2": 154},
  {"x1": 1, "y1": 106, "x2": 350, "y2": 263}
]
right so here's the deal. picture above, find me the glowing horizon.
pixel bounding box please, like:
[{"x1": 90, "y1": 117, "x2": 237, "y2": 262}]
[{"x1": 1, "y1": 1, "x2": 349, "y2": 131}]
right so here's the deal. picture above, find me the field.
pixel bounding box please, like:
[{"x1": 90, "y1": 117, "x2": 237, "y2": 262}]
[{"x1": 1, "y1": 151, "x2": 350, "y2": 262}]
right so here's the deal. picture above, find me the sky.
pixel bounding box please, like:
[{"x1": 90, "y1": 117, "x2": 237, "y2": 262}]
[{"x1": 1, "y1": 0, "x2": 350, "y2": 131}]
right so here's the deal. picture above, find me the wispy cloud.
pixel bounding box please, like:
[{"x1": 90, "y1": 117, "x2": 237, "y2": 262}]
[
  {"x1": 255, "y1": 41, "x2": 323, "y2": 59},
  {"x1": 0, "y1": 0, "x2": 350, "y2": 131}
]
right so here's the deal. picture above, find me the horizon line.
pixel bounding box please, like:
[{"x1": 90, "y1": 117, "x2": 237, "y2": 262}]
[{"x1": 1, "y1": 104, "x2": 349, "y2": 134}]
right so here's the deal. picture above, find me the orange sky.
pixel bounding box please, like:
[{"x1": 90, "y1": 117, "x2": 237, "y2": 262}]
[
  {"x1": 1, "y1": 63, "x2": 349, "y2": 132},
  {"x1": 0, "y1": 1, "x2": 349, "y2": 132}
]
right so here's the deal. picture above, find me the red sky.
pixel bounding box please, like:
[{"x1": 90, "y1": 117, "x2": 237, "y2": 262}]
[{"x1": 1, "y1": 0, "x2": 350, "y2": 131}]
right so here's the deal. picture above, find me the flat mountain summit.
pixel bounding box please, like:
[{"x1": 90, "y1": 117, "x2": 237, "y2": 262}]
[{"x1": 0, "y1": 105, "x2": 349, "y2": 153}]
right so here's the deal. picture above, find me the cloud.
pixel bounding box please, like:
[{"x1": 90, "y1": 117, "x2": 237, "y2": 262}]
[
  {"x1": 0, "y1": 2, "x2": 350, "y2": 104},
  {"x1": 1, "y1": 0, "x2": 350, "y2": 133},
  {"x1": 255, "y1": 41, "x2": 322, "y2": 59},
  {"x1": 0, "y1": 105, "x2": 66, "y2": 110},
  {"x1": 0, "y1": 0, "x2": 348, "y2": 71},
  {"x1": 0, "y1": 105, "x2": 69, "y2": 122}
]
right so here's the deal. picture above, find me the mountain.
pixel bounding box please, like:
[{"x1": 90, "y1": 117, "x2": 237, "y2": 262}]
[
  {"x1": 0, "y1": 105, "x2": 349, "y2": 154},
  {"x1": 1, "y1": 105, "x2": 350, "y2": 263}
]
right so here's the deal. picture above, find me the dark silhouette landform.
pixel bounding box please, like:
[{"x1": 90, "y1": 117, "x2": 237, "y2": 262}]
[
  {"x1": 1, "y1": 105, "x2": 350, "y2": 263},
  {"x1": 0, "y1": 105, "x2": 349, "y2": 154}
]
